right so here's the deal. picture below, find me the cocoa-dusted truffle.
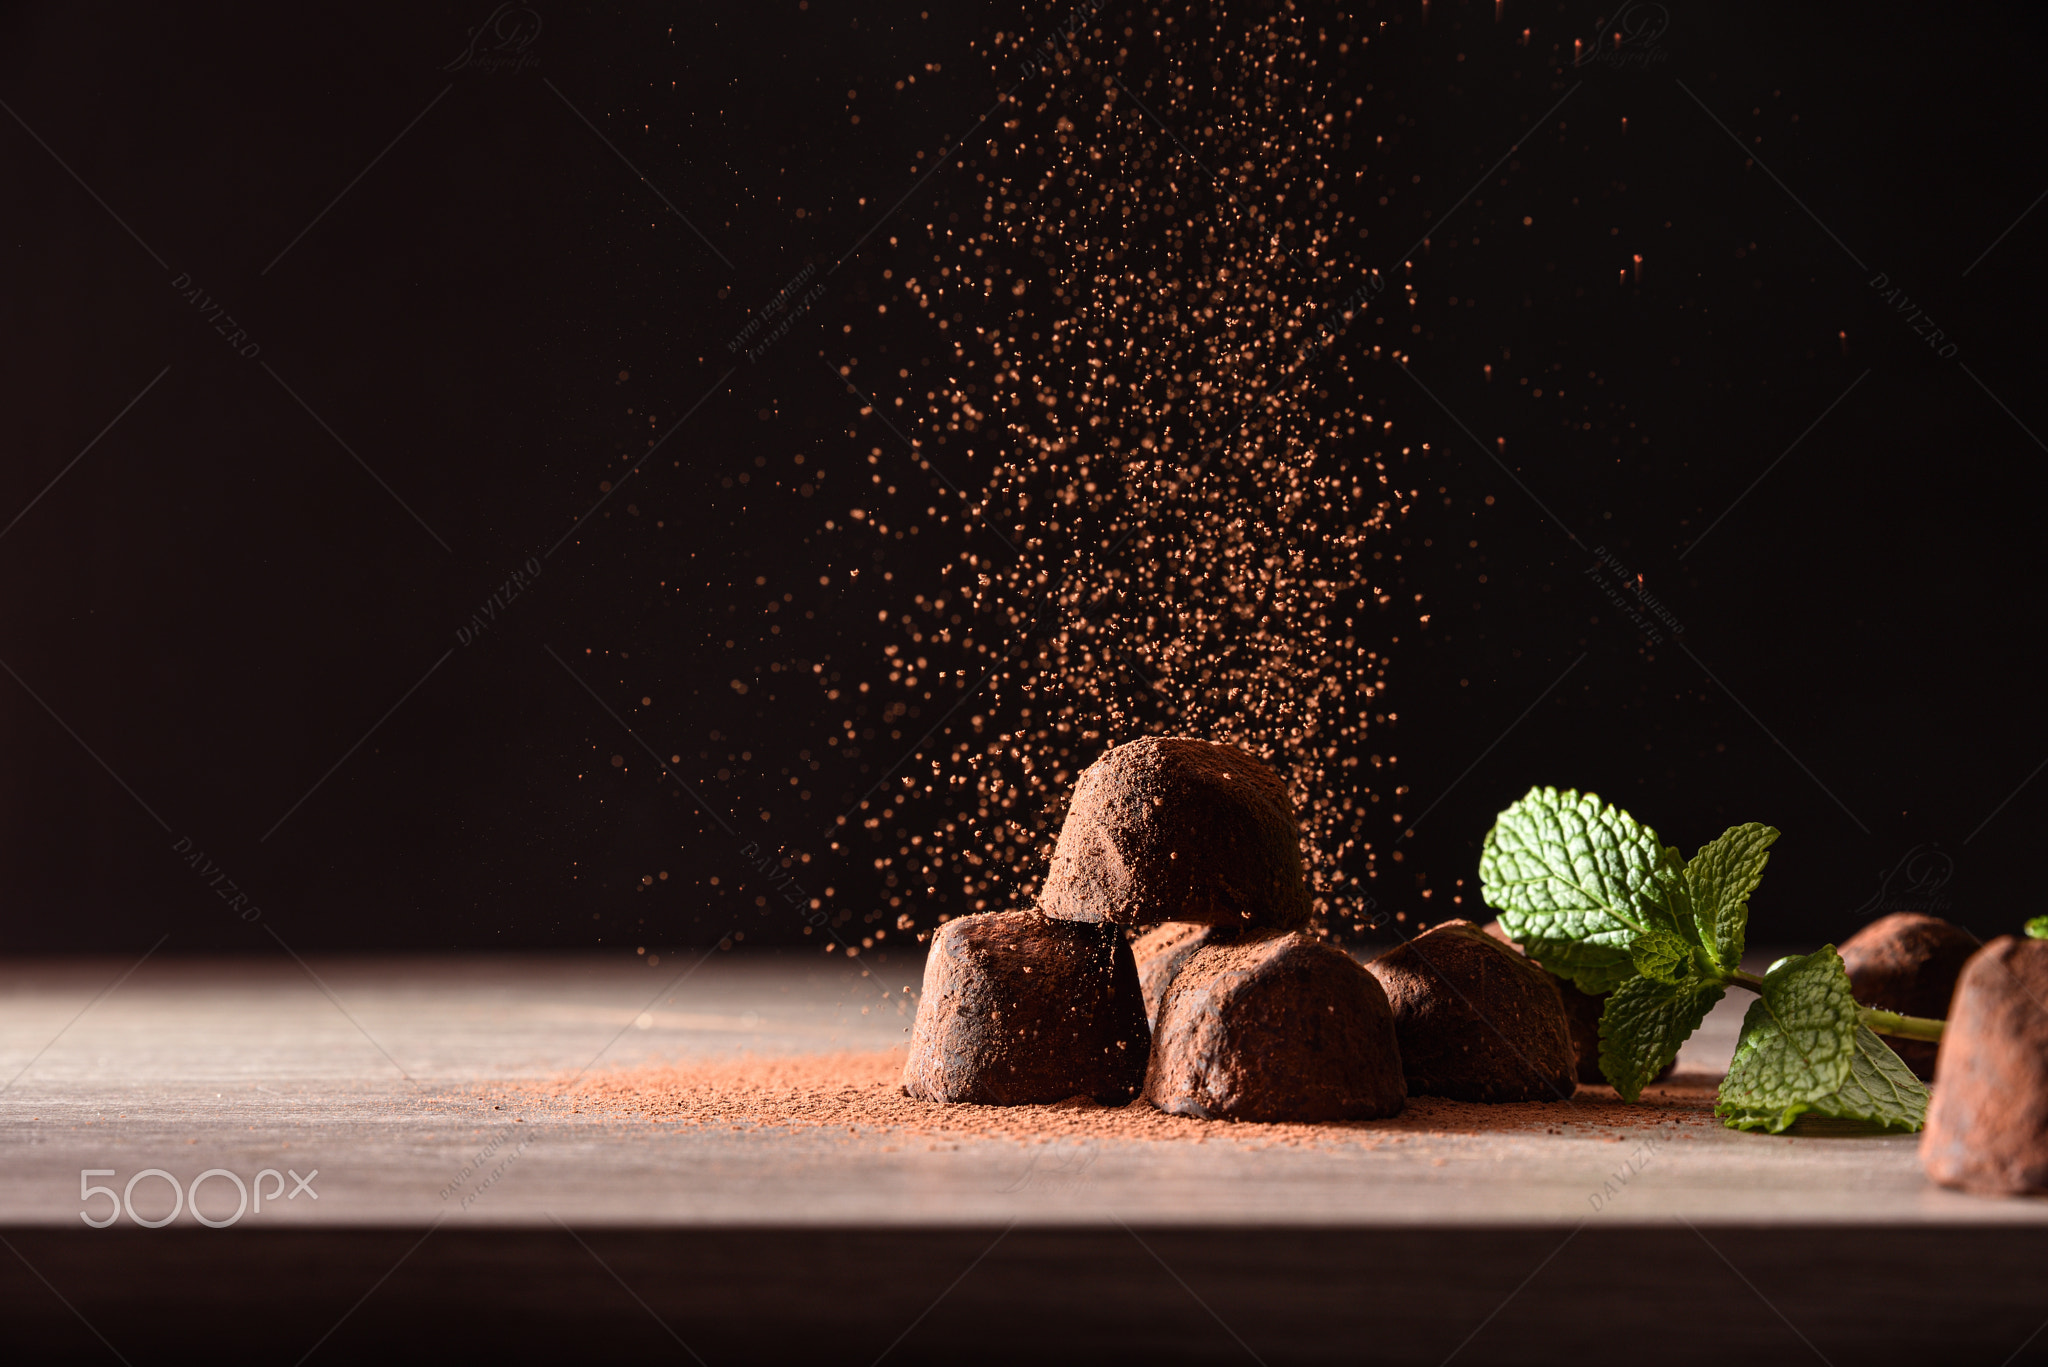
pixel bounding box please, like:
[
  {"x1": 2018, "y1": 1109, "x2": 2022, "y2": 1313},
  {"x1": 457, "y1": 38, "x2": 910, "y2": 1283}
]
[
  {"x1": 1040, "y1": 737, "x2": 1310, "y2": 930},
  {"x1": 1839, "y1": 912, "x2": 1981, "y2": 1081},
  {"x1": 1555, "y1": 979, "x2": 1611, "y2": 1086},
  {"x1": 1922, "y1": 936, "x2": 2048, "y2": 1195},
  {"x1": 1482, "y1": 918, "x2": 1648, "y2": 1087},
  {"x1": 1142, "y1": 931, "x2": 1405, "y2": 1123},
  {"x1": 902, "y1": 910, "x2": 1149, "y2": 1106},
  {"x1": 1367, "y1": 920, "x2": 1577, "y2": 1103},
  {"x1": 1132, "y1": 921, "x2": 1235, "y2": 1027}
]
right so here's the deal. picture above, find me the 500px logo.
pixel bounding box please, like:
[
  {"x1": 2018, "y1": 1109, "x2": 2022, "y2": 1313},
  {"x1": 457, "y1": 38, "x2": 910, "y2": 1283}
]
[{"x1": 78, "y1": 1166, "x2": 318, "y2": 1228}]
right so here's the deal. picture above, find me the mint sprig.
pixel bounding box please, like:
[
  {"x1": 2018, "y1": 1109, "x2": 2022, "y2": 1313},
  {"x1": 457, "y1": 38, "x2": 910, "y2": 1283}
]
[{"x1": 1478, "y1": 788, "x2": 1941, "y2": 1132}]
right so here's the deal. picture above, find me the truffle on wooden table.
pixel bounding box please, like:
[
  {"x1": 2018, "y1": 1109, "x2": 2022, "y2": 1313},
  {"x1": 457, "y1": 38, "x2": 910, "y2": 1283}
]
[
  {"x1": 1142, "y1": 931, "x2": 1406, "y2": 1123},
  {"x1": 1368, "y1": 920, "x2": 1577, "y2": 1103},
  {"x1": 1481, "y1": 919, "x2": 1658, "y2": 1087},
  {"x1": 1132, "y1": 921, "x2": 1235, "y2": 1027},
  {"x1": 1922, "y1": 936, "x2": 2048, "y2": 1195},
  {"x1": 1839, "y1": 912, "x2": 1981, "y2": 1081},
  {"x1": 902, "y1": 910, "x2": 1150, "y2": 1106},
  {"x1": 1040, "y1": 736, "x2": 1310, "y2": 930}
]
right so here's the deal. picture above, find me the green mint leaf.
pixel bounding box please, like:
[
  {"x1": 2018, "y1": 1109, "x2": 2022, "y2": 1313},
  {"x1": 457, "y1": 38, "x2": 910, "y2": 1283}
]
[
  {"x1": 2027, "y1": 916, "x2": 2048, "y2": 940},
  {"x1": 1479, "y1": 786, "x2": 1687, "y2": 992},
  {"x1": 1720, "y1": 1028, "x2": 1928, "y2": 1134},
  {"x1": 1821, "y1": 1027, "x2": 1930, "y2": 1131},
  {"x1": 1598, "y1": 971, "x2": 1726, "y2": 1101},
  {"x1": 1514, "y1": 937, "x2": 1640, "y2": 995},
  {"x1": 1683, "y1": 823, "x2": 1780, "y2": 972},
  {"x1": 1714, "y1": 946, "x2": 1859, "y2": 1132},
  {"x1": 1629, "y1": 928, "x2": 1693, "y2": 985}
]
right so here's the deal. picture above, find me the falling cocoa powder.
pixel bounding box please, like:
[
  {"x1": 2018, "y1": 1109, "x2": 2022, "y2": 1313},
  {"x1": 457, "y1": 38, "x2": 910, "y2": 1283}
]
[{"x1": 828, "y1": 7, "x2": 1427, "y2": 940}]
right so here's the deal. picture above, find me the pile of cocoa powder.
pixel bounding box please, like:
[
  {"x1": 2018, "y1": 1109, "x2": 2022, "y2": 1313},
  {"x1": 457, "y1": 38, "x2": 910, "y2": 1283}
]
[{"x1": 504, "y1": 1050, "x2": 1723, "y2": 1148}]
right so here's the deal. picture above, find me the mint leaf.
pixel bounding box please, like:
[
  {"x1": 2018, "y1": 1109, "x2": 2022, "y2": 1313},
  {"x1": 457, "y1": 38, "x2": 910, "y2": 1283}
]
[
  {"x1": 1514, "y1": 938, "x2": 1640, "y2": 995},
  {"x1": 1714, "y1": 947, "x2": 1860, "y2": 1132},
  {"x1": 1479, "y1": 787, "x2": 1687, "y2": 993},
  {"x1": 1598, "y1": 971, "x2": 1725, "y2": 1102},
  {"x1": 1822, "y1": 1027, "x2": 1929, "y2": 1131},
  {"x1": 1720, "y1": 1027, "x2": 1928, "y2": 1134},
  {"x1": 1683, "y1": 823, "x2": 1779, "y2": 972},
  {"x1": 2027, "y1": 916, "x2": 2048, "y2": 940},
  {"x1": 1630, "y1": 928, "x2": 1693, "y2": 985}
]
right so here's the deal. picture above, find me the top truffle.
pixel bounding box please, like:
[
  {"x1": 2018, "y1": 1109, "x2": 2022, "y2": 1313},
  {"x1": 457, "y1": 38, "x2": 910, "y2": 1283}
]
[{"x1": 1039, "y1": 736, "x2": 1310, "y2": 929}]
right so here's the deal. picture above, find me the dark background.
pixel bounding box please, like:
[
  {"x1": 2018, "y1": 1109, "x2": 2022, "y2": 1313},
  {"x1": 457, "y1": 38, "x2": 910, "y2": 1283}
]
[{"x1": 2, "y1": 0, "x2": 2043, "y2": 957}]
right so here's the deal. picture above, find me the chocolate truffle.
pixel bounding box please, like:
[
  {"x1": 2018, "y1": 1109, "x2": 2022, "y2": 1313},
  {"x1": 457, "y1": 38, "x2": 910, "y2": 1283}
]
[
  {"x1": 1922, "y1": 936, "x2": 2048, "y2": 1195},
  {"x1": 1368, "y1": 920, "x2": 1577, "y2": 1103},
  {"x1": 1040, "y1": 737, "x2": 1310, "y2": 930},
  {"x1": 1554, "y1": 980, "x2": 1612, "y2": 1086},
  {"x1": 1482, "y1": 918, "x2": 1653, "y2": 1087},
  {"x1": 902, "y1": 910, "x2": 1150, "y2": 1106},
  {"x1": 1839, "y1": 912, "x2": 1981, "y2": 1080},
  {"x1": 1132, "y1": 921, "x2": 1235, "y2": 1027},
  {"x1": 1142, "y1": 931, "x2": 1406, "y2": 1123}
]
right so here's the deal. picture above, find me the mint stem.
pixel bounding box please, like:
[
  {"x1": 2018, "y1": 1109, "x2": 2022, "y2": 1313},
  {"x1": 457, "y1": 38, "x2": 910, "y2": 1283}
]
[
  {"x1": 1858, "y1": 1007, "x2": 1945, "y2": 1043},
  {"x1": 1720, "y1": 968, "x2": 1945, "y2": 1041}
]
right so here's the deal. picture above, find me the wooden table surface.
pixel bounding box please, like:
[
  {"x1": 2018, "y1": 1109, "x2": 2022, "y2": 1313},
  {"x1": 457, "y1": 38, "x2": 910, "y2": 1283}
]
[{"x1": 4, "y1": 950, "x2": 2044, "y2": 1364}]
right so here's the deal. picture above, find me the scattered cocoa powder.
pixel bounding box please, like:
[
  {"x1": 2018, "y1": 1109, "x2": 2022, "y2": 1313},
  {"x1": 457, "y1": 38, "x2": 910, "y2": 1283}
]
[{"x1": 503, "y1": 1050, "x2": 1726, "y2": 1150}]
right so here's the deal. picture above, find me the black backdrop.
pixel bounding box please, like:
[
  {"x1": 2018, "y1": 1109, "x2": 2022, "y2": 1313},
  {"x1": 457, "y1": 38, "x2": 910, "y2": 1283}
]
[{"x1": 2, "y1": 1, "x2": 2044, "y2": 955}]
